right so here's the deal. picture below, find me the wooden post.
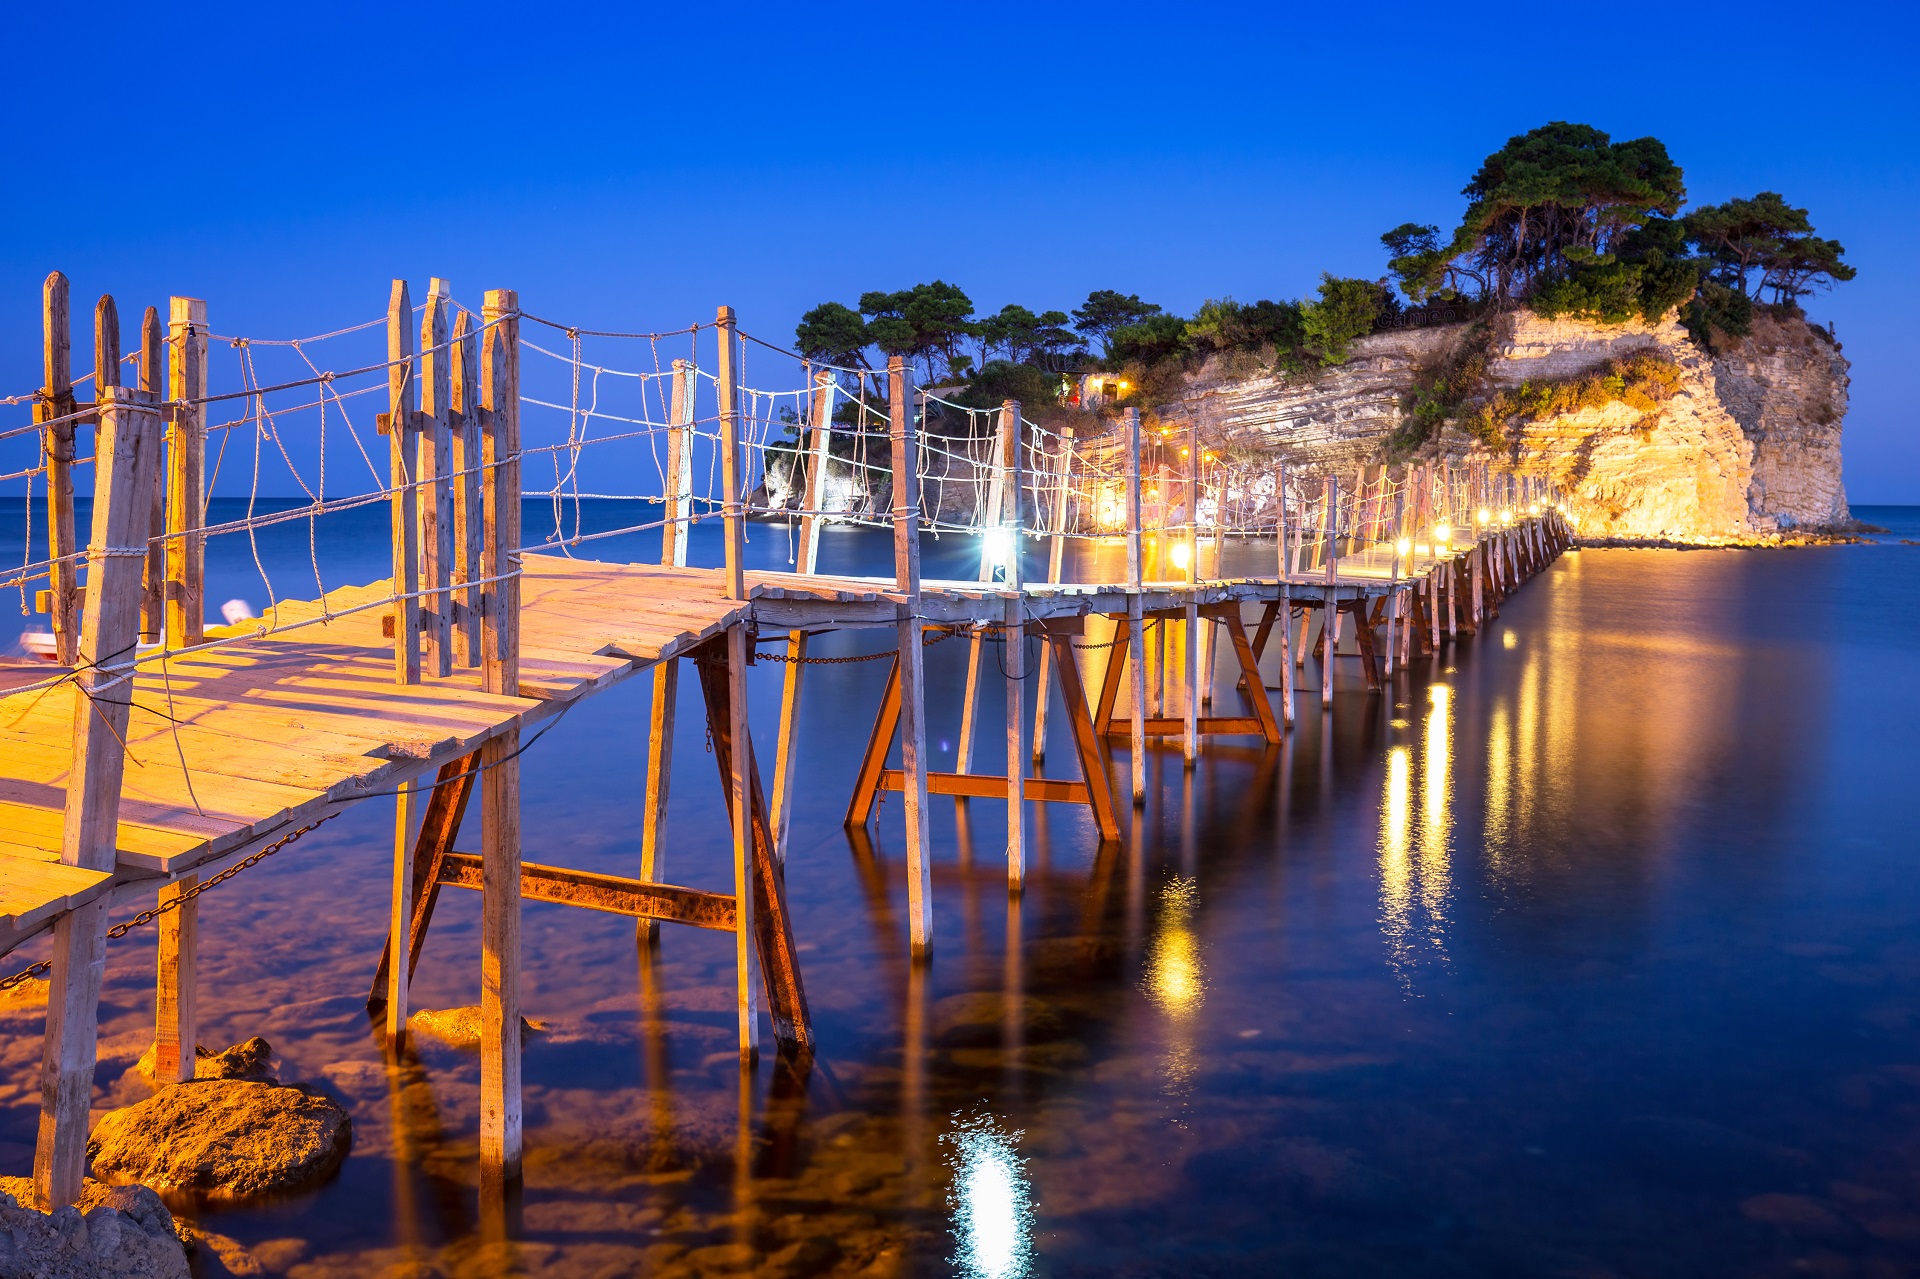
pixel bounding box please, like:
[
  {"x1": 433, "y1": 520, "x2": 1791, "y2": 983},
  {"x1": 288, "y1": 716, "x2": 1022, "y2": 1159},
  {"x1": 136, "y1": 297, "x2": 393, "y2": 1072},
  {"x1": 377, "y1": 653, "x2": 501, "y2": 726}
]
[
  {"x1": 1385, "y1": 476, "x2": 1405, "y2": 677},
  {"x1": 716, "y1": 307, "x2": 745, "y2": 600},
  {"x1": 1319, "y1": 475, "x2": 1338, "y2": 707},
  {"x1": 1275, "y1": 463, "x2": 1294, "y2": 724},
  {"x1": 39, "y1": 273, "x2": 79, "y2": 666},
  {"x1": 640, "y1": 360, "x2": 695, "y2": 907},
  {"x1": 36, "y1": 380, "x2": 162, "y2": 1209},
  {"x1": 888, "y1": 356, "x2": 932, "y2": 957},
  {"x1": 388, "y1": 280, "x2": 422, "y2": 685},
  {"x1": 727, "y1": 624, "x2": 759, "y2": 1057},
  {"x1": 152, "y1": 874, "x2": 197, "y2": 1085},
  {"x1": 1031, "y1": 424, "x2": 1073, "y2": 764},
  {"x1": 165, "y1": 296, "x2": 207, "y2": 650},
  {"x1": 420, "y1": 281, "x2": 455, "y2": 678},
  {"x1": 451, "y1": 311, "x2": 484, "y2": 667},
  {"x1": 957, "y1": 407, "x2": 1011, "y2": 775},
  {"x1": 139, "y1": 307, "x2": 165, "y2": 643},
  {"x1": 770, "y1": 371, "x2": 833, "y2": 861},
  {"x1": 479, "y1": 288, "x2": 522, "y2": 1190},
  {"x1": 1001, "y1": 399, "x2": 1026, "y2": 890},
  {"x1": 388, "y1": 778, "x2": 419, "y2": 1046},
  {"x1": 1124, "y1": 408, "x2": 1146, "y2": 805}
]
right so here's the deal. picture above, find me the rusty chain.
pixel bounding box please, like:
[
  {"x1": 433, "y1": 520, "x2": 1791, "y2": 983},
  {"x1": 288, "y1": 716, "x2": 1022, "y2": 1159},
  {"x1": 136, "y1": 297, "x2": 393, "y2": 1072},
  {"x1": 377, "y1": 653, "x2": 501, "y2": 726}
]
[{"x1": 0, "y1": 815, "x2": 337, "y2": 995}]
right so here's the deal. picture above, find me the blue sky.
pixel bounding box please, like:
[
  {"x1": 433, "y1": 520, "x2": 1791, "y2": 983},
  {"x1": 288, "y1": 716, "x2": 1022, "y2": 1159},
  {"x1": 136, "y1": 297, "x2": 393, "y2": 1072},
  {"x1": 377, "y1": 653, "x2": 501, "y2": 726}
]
[{"x1": 3, "y1": 0, "x2": 1913, "y2": 501}]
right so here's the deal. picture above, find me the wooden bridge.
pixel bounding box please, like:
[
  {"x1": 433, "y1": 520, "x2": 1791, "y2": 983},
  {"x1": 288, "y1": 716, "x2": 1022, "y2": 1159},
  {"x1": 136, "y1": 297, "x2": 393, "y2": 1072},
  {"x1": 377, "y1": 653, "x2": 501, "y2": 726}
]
[{"x1": 0, "y1": 273, "x2": 1569, "y2": 1210}]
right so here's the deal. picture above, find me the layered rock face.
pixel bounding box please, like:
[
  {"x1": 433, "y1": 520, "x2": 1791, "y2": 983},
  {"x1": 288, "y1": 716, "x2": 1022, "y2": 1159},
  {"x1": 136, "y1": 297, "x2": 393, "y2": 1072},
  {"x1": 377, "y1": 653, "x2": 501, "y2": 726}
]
[
  {"x1": 1152, "y1": 309, "x2": 1852, "y2": 540},
  {"x1": 1711, "y1": 312, "x2": 1852, "y2": 529}
]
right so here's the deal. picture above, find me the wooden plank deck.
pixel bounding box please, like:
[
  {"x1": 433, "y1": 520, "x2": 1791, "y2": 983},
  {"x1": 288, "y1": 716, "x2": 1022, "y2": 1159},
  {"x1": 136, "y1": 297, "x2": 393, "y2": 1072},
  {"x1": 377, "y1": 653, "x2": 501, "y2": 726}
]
[{"x1": 0, "y1": 537, "x2": 1485, "y2": 954}]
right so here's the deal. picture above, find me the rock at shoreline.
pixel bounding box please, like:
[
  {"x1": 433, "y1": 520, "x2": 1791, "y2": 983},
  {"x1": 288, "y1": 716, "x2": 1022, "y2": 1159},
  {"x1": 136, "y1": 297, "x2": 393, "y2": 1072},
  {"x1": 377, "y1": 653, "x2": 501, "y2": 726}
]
[
  {"x1": 0, "y1": 1176, "x2": 189, "y2": 1278},
  {"x1": 88, "y1": 1079, "x2": 351, "y2": 1200},
  {"x1": 407, "y1": 1006, "x2": 544, "y2": 1052},
  {"x1": 133, "y1": 1036, "x2": 276, "y2": 1088}
]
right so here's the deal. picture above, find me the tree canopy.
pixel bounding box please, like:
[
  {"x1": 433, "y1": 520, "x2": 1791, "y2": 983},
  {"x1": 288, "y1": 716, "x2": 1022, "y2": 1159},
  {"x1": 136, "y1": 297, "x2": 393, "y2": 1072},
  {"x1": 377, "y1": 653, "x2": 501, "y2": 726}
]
[
  {"x1": 1072, "y1": 291, "x2": 1163, "y2": 355},
  {"x1": 1381, "y1": 122, "x2": 1852, "y2": 338},
  {"x1": 1684, "y1": 192, "x2": 1856, "y2": 304}
]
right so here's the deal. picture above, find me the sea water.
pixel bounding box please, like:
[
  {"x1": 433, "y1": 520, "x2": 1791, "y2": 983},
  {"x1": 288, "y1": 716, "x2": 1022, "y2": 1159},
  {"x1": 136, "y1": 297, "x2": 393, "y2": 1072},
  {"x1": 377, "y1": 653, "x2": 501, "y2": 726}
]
[{"x1": 0, "y1": 498, "x2": 1915, "y2": 1276}]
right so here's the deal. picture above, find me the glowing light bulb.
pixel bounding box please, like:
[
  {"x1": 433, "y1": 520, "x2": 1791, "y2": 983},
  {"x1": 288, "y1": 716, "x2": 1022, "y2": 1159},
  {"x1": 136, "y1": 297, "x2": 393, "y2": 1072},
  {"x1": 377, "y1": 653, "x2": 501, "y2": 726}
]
[
  {"x1": 1527, "y1": 504, "x2": 1540, "y2": 517},
  {"x1": 1170, "y1": 541, "x2": 1192, "y2": 571},
  {"x1": 1500, "y1": 508, "x2": 1513, "y2": 524},
  {"x1": 1395, "y1": 538, "x2": 1412, "y2": 558},
  {"x1": 1476, "y1": 508, "x2": 1491, "y2": 525},
  {"x1": 1432, "y1": 522, "x2": 1451, "y2": 544},
  {"x1": 983, "y1": 527, "x2": 1012, "y2": 567}
]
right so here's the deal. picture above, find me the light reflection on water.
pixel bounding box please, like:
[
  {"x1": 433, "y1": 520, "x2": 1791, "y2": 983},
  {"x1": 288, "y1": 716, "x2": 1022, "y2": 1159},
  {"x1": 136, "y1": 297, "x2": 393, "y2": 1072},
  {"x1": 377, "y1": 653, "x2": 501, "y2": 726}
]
[
  {"x1": 1381, "y1": 684, "x2": 1454, "y2": 983},
  {"x1": 942, "y1": 1110, "x2": 1034, "y2": 1279}
]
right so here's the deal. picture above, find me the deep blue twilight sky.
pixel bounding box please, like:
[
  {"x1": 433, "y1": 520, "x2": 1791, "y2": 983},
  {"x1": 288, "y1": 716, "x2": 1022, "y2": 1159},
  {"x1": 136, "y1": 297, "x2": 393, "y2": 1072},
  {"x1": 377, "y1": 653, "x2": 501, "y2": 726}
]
[{"x1": 2, "y1": 1, "x2": 1914, "y2": 501}]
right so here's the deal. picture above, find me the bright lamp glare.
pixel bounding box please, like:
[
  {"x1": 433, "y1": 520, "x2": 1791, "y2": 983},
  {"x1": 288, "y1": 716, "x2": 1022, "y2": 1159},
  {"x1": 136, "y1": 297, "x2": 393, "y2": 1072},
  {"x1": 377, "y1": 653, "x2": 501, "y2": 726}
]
[
  {"x1": 1395, "y1": 538, "x2": 1412, "y2": 558},
  {"x1": 1170, "y1": 542, "x2": 1192, "y2": 571},
  {"x1": 1432, "y1": 522, "x2": 1451, "y2": 544},
  {"x1": 1476, "y1": 508, "x2": 1491, "y2": 524},
  {"x1": 983, "y1": 528, "x2": 1013, "y2": 570}
]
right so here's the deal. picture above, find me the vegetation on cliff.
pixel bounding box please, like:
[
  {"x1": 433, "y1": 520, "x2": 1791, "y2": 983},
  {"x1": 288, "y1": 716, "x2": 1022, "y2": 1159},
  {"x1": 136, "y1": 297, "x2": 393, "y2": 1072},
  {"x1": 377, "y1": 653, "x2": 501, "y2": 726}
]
[
  {"x1": 1465, "y1": 353, "x2": 1685, "y2": 449},
  {"x1": 1382, "y1": 123, "x2": 1853, "y2": 349},
  {"x1": 790, "y1": 120, "x2": 1853, "y2": 435}
]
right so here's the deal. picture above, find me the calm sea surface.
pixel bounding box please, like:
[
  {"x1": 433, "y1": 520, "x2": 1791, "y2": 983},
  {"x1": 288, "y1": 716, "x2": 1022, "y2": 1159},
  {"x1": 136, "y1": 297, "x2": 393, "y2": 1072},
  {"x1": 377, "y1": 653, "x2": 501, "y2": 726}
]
[{"x1": 0, "y1": 500, "x2": 1916, "y2": 1277}]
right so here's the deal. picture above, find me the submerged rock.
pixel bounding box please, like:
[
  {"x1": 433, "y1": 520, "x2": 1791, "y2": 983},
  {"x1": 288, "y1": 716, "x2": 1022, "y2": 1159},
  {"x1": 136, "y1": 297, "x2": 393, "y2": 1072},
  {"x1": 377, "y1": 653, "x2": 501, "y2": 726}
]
[
  {"x1": 0, "y1": 1176, "x2": 188, "y2": 1278},
  {"x1": 406, "y1": 1006, "x2": 544, "y2": 1052},
  {"x1": 88, "y1": 1079, "x2": 351, "y2": 1199},
  {"x1": 134, "y1": 1036, "x2": 276, "y2": 1088}
]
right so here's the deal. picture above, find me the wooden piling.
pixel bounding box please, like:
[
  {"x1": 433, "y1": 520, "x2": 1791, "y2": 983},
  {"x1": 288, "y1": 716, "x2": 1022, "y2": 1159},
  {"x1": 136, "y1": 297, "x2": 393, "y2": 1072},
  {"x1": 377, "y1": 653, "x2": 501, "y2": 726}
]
[
  {"x1": 39, "y1": 273, "x2": 79, "y2": 666},
  {"x1": 640, "y1": 361, "x2": 695, "y2": 910},
  {"x1": 1276, "y1": 463, "x2": 1294, "y2": 723},
  {"x1": 479, "y1": 288, "x2": 522, "y2": 1190},
  {"x1": 1001, "y1": 399, "x2": 1025, "y2": 890},
  {"x1": 1124, "y1": 408, "x2": 1146, "y2": 805},
  {"x1": 165, "y1": 296, "x2": 207, "y2": 650},
  {"x1": 888, "y1": 356, "x2": 932, "y2": 957},
  {"x1": 388, "y1": 778, "x2": 418, "y2": 1046},
  {"x1": 36, "y1": 380, "x2": 163, "y2": 1209},
  {"x1": 716, "y1": 307, "x2": 745, "y2": 601},
  {"x1": 727, "y1": 624, "x2": 759, "y2": 1057},
  {"x1": 152, "y1": 874, "x2": 197, "y2": 1085}
]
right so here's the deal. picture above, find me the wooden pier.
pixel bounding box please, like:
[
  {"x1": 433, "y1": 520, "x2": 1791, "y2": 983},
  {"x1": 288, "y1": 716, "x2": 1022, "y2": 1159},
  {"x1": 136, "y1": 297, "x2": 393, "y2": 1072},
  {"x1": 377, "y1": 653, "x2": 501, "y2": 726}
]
[{"x1": 0, "y1": 276, "x2": 1569, "y2": 1209}]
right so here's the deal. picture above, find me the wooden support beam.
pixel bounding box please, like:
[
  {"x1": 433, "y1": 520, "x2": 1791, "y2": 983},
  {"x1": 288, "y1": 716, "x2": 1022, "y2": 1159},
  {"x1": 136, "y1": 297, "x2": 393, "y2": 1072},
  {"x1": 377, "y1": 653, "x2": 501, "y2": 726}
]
[
  {"x1": 716, "y1": 307, "x2": 745, "y2": 601},
  {"x1": 388, "y1": 280, "x2": 422, "y2": 685},
  {"x1": 151, "y1": 874, "x2": 197, "y2": 1085},
  {"x1": 845, "y1": 655, "x2": 902, "y2": 830},
  {"x1": 387, "y1": 776, "x2": 420, "y2": 1047},
  {"x1": 1047, "y1": 630, "x2": 1121, "y2": 842},
  {"x1": 419, "y1": 281, "x2": 455, "y2": 678},
  {"x1": 881, "y1": 770, "x2": 1092, "y2": 804},
  {"x1": 479, "y1": 724, "x2": 521, "y2": 1190},
  {"x1": 165, "y1": 296, "x2": 207, "y2": 650},
  {"x1": 478, "y1": 288, "x2": 521, "y2": 1192},
  {"x1": 451, "y1": 310, "x2": 484, "y2": 668},
  {"x1": 436, "y1": 856, "x2": 737, "y2": 930},
  {"x1": 888, "y1": 355, "x2": 931, "y2": 959},
  {"x1": 1001, "y1": 397, "x2": 1025, "y2": 891},
  {"x1": 40, "y1": 272, "x2": 79, "y2": 666},
  {"x1": 1182, "y1": 598, "x2": 1199, "y2": 766},
  {"x1": 1124, "y1": 407, "x2": 1145, "y2": 806},
  {"x1": 726, "y1": 624, "x2": 758, "y2": 1057},
  {"x1": 691, "y1": 637, "x2": 812, "y2": 1055},
  {"x1": 640, "y1": 362, "x2": 695, "y2": 919},
  {"x1": 37, "y1": 381, "x2": 162, "y2": 1210},
  {"x1": 368, "y1": 752, "x2": 479, "y2": 1006}
]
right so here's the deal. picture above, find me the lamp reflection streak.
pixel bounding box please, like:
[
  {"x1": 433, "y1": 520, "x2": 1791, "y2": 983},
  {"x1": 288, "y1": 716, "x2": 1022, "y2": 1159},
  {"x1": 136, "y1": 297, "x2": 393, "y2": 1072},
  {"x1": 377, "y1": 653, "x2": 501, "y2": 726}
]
[
  {"x1": 1378, "y1": 684, "x2": 1454, "y2": 984},
  {"x1": 1143, "y1": 876, "x2": 1205, "y2": 1095},
  {"x1": 943, "y1": 1111, "x2": 1035, "y2": 1279}
]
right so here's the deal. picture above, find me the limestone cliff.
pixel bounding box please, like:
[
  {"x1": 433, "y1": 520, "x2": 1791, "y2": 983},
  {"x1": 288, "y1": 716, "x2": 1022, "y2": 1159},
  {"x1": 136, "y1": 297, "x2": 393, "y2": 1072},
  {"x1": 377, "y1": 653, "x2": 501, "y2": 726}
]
[{"x1": 1151, "y1": 309, "x2": 1853, "y2": 540}]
